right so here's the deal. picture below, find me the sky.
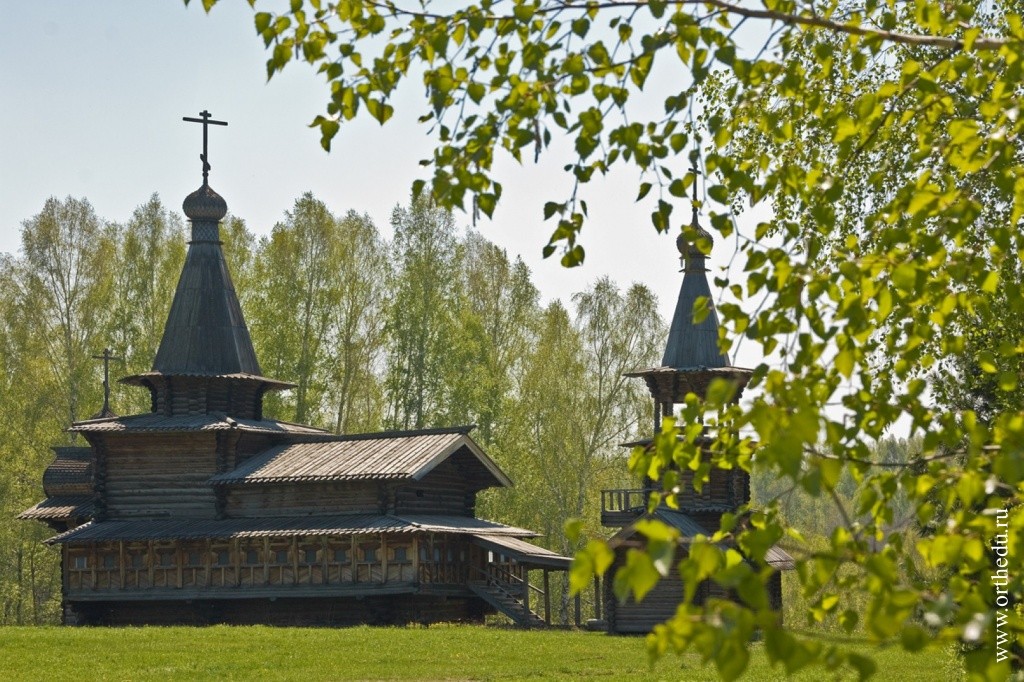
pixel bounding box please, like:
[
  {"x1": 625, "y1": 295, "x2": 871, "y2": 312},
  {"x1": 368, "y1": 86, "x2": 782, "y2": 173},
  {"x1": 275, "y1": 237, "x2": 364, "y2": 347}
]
[{"x1": 1, "y1": 2, "x2": 741, "y2": 321}]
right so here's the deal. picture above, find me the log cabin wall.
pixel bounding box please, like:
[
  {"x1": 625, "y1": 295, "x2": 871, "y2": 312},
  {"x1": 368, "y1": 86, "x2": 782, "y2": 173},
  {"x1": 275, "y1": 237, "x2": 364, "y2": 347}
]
[
  {"x1": 101, "y1": 432, "x2": 219, "y2": 519},
  {"x1": 604, "y1": 546, "x2": 732, "y2": 634},
  {"x1": 224, "y1": 481, "x2": 381, "y2": 516},
  {"x1": 393, "y1": 458, "x2": 476, "y2": 515},
  {"x1": 71, "y1": 595, "x2": 485, "y2": 627}
]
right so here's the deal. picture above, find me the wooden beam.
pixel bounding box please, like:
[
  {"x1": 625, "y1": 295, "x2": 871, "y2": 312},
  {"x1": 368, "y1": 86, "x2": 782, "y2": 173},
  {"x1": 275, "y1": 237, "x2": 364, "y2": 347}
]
[
  {"x1": 350, "y1": 535, "x2": 357, "y2": 583},
  {"x1": 119, "y1": 541, "x2": 125, "y2": 590},
  {"x1": 292, "y1": 536, "x2": 299, "y2": 586},
  {"x1": 381, "y1": 535, "x2": 388, "y2": 584},
  {"x1": 412, "y1": 535, "x2": 420, "y2": 584},
  {"x1": 263, "y1": 538, "x2": 269, "y2": 586},
  {"x1": 543, "y1": 570, "x2": 551, "y2": 625}
]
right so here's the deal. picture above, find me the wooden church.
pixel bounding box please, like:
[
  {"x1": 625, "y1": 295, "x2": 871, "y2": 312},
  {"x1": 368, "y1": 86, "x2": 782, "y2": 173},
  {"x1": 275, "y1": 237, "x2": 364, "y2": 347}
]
[
  {"x1": 597, "y1": 202, "x2": 794, "y2": 634},
  {"x1": 20, "y1": 113, "x2": 570, "y2": 627}
]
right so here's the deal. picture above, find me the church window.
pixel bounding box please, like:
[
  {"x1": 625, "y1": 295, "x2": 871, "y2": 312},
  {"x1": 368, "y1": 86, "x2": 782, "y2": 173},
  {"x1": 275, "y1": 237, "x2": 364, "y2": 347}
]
[
  {"x1": 101, "y1": 554, "x2": 116, "y2": 570},
  {"x1": 216, "y1": 550, "x2": 230, "y2": 566},
  {"x1": 303, "y1": 549, "x2": 318, "y2": 564},
  {"x1": 393, "y1": 547, "x2": 408, "y2": 563},
  {"x1": 245, "y1": 549, "x2": 260, "y2": 566},
  {"x1": 275, "y1": 549, "x2": 289, "y2": 565},
  {"x1": 73, "y1": 555, "x2": 88, "y2": 570},
  {"x1": 187, "y1": 551, "x2": 202, "y2": 567},
  {"x1": 333, "y1": 548, "x2": 348, "y2": 563},
  {"x1": 362, "y1": 547, "x2": 376, "y2": 563}
]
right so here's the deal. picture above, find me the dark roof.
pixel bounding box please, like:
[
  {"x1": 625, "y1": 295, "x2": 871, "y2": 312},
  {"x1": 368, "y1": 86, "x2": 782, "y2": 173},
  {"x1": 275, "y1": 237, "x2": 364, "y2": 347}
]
[
  {"x1": 42, "y1": 447, "x2": 92, "y2": 496},
  {"x1": 120, "y1": 371, "x2": 294, "y2": 390},
  {"x1": 210, "y1": 428, "x2": 511, "y2": 488},
  {"x1": 470, "y1": 534, "x2": 571, "y2": 569},
  {"x1": 151, "y1": 208, "x2": 265, "y2": 378},
  {"x1": 19, "y1": 496, "x2": 94, "y2": 521},
  {"x1": 69, "y1": 413, "x2": 326, "y2": 435},
  {"x1": 661, "y1": 218, "x2": 729, "y2": 369},
  {"x1": 46, "y1": 513, "x2": 535, "y2": 544}
]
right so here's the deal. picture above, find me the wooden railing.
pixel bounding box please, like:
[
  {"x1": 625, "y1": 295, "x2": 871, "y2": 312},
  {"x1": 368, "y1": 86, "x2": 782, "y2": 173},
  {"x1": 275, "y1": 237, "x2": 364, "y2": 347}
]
[{"x1": 600, "y1": 488, "x2": 652, "y2": 526}]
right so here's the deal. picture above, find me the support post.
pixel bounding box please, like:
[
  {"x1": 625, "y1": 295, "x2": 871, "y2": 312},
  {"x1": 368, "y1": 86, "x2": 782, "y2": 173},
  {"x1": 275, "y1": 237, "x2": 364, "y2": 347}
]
[
  {"x1": 543, "y1": 570, "x2": 551, "y2": 625},
  {"x1": 523, "y1": 568, "x2": 530, "y2": 618}
]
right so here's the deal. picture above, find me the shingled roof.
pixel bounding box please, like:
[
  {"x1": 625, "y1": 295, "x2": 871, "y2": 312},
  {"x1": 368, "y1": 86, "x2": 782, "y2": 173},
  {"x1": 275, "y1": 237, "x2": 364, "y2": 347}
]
[
  {"x1": 150, "y1": 184, "x2": 258, "y2": 376},
  {"x1": 209, "y1": 426, "x2": 511, "y2": 488},
  {"x1": 69, "y1": 413, "x2": 326, "y2": 435},
  {"x1": 46, "y1": 513, "x2": 536, "y2": 544}
]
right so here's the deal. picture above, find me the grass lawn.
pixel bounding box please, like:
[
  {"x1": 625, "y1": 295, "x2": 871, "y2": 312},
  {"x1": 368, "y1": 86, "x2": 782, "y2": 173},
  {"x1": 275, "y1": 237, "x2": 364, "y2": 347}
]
[{"x1": 0, "y1": 625, "x2": 951, "y2": 680}]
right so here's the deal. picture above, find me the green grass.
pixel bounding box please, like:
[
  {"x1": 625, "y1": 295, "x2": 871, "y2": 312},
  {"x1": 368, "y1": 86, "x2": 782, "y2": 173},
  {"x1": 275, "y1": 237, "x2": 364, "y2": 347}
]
[{"x1": 0, "y1": 625, "x2": 952, "y2": 681}]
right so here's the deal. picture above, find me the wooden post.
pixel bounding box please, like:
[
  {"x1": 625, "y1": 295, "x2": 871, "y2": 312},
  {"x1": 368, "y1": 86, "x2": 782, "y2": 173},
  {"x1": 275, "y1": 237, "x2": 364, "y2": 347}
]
[
  {"x1": 147, "y1": 541, "x2": 155, "y2": 588},
  {"x1": 412, "y1": 536, "x2": 420, "y2": 584},
  {"x1": 176, "y1": 544, "x2": 183, "y2": 589},
  {"x1": 381, "y1": 535, "x2": 388, "y2": 584},
  {"x1": 90, "y1": 543, "x2": 97, "y2": 590},
  {"x1": 119, "y1": 541, "x2": 125, "y2": 590},
  {"x1": 594, "y1": 575, "x2": 601, "y2": 620},
  {"x1": 292, "y1": 536, "x2": 299, "y2": 585},
  {"x1": 321, "y1": 537, "x2": 329, "y2": 585},
  {"x1": 263, "y1": 538, "x2": 269, "y2": 585},
  {"x1": 543, "y1": 570, "x2": 551, "y2": 625},
  {"x1": 350, "y1": 535, "x2": 357, "y2": 582},
  {"x1": 523, "y1": 568, "x2": 530, "y2": 618}
]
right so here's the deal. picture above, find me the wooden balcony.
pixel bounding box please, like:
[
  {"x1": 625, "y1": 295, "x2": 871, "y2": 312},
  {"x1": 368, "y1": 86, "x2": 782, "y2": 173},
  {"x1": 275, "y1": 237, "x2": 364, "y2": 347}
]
[{"x1": 600, "y1": 489, "x2": 652, "y2": 527}]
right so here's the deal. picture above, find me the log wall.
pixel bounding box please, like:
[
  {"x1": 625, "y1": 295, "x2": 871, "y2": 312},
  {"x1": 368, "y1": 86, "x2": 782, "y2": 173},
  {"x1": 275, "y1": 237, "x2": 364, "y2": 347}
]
[
  {"x1": 101, "y1": 433, "x2": 219, "y2": 519},
  {"x1": 225, "y1": 481, "x2": 381, "y2": 516},
  {"x1": 393, "y1": 459, "x2": 474, "y2": 515},
  {"x1": 69, "y1": 594, "x2": 485, "y2": 627}
]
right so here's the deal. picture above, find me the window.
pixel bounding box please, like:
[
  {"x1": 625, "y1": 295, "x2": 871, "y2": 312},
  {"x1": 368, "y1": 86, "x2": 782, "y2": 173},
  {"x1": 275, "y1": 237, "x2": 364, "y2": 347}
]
[
  {"x1": 333, "y1": 548, "x2": 348, "y2": 563},
  {"x1": 101, "y1": 554, "x2": 116, "y2": 570},
  {"x1": 216, "y1": 550, "x2": 231, "y2": 567},
  {"x1": 159, "y1": 552, "x2": 174, "y2": 568},
  {"x1": 393, "y1": 547, "x2": 408, "y2": 563},
  {"x1": 362, "y1": 547, "x2": 376, "y2": 563},
  {"x1": 303, "y1": 549, "x2": 318, "y2": 565},
  {"x1": 187, "y1": 551, "x2": 202, "y2": 567},
  {"x1": 130, "y1": 553, "x2": 144, "y2": 569},
  {"x1": 245, "y1": 549, "x2": 260, "y2": 566},
  {"x1": 73, "y1": 555, "x2": 88, "y2": 570},
  {"x1": 275, "y1": 550, "x2": 289, "y2": 565}
]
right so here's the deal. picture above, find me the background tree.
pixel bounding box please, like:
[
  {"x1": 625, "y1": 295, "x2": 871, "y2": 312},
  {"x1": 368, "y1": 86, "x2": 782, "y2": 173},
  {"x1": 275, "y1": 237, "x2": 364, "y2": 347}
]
[
  {"x1": 250, "y1": 193, "x2": 340, "y2": 424},
  {"x1": 326, "y1": 209, "x2": 390, "y2": 433},
  {"x1": 108, "y1": 194, "x2": 186, "y2": 414},
  {"x1": 384, "y1": 195, "x2": 465, "y2": 429}
]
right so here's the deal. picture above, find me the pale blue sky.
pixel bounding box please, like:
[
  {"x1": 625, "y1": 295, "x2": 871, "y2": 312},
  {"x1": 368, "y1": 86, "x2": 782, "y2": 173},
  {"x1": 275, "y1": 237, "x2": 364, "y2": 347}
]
[{"x1": 2, "y1": 1, "x2": 759, "y2": 353}]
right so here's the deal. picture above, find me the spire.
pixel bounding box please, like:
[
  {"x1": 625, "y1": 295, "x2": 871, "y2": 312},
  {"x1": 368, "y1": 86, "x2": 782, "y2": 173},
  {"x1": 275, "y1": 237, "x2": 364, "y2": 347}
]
[
  {"x1": 151, "y1": 112, "x2": 261, "y2": 377},
  {"x1": 661, "y1": 167, "x2": 729, "y2": 370}
]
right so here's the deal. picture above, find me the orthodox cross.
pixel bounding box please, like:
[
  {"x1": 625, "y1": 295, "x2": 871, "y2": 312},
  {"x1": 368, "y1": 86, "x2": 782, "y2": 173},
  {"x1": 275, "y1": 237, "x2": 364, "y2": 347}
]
[
  {"x1": 183, "y1": 110, "x2": 228, "y2": 184},
  {"x1": 689, "y1": 161, "x2": 701, "y2": 219},
  {"x1": 92, "y1": 348, "x2": 124, "y2": 417}
]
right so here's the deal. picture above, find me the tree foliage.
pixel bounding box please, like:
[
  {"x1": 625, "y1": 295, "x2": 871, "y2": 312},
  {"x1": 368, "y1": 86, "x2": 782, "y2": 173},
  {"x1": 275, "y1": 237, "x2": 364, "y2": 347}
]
[{"x1": 187, "y1": 0, "x2": 1024, "y2": 677}]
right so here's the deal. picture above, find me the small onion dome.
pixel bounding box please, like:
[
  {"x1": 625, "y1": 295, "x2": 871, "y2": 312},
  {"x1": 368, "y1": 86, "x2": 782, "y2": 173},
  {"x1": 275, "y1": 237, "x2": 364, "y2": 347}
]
[
  {"x1": 677, "y1": 210, "x2": 714, "y2": 260},
  {"x1": 182, "y1": 183, "x2": 228, "y2": 222}
]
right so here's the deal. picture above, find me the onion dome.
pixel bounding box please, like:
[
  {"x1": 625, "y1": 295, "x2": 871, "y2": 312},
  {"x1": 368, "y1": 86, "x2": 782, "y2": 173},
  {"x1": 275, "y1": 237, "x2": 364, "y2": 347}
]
[{"x1": 182, "y1": 183, "x2": 228, "y2": 223}]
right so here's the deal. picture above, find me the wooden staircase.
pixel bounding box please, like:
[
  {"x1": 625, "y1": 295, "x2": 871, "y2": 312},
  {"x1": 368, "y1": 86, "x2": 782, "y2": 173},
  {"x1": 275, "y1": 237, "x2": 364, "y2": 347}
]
[{"x1": 469, "y1": 581, "x2": 548, "y2": 629}]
